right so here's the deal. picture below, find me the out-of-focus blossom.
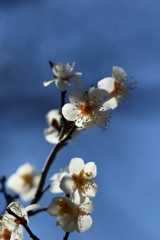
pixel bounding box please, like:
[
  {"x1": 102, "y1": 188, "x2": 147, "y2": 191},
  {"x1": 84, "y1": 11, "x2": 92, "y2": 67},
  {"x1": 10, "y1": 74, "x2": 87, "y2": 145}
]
[
  {"x1": 44, "y1": 109, "x2": 81, "y2": 144},
  {"x1": 62, "y1": 87, "x2": 112, "y2": 130},
  {"x1": 43, "y1": 62, "x2": 83, "y2": 92},
  {"x1": 47, "y1": 197, "x2": 78, "y2": 227},
  {"x1": 0, "y1": 202, "x2": 40, "y2": 240},
  {"x1": 98, "y1": 66, "x2": 137, "y2": 109},
  {"x1": 60, "y1": 197, "x2": 94, "y2": 233},
  {"x1": 50, "y1": 168, "x2": 68, "y2": 194},
  {"x1": 6, "y1": 164, "x2": 40, "y2": 202},
  {"x1": 0, "y1": 224, "x2": 24, "y2": 240},
  {"x1": 60, "y1": 158, "x2": 98, "y2": 204}
]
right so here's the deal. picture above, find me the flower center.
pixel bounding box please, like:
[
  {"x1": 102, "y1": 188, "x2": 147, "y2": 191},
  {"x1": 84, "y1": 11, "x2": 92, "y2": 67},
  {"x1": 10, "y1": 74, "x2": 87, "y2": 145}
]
[
  {"x1": 72, "y1": 170, "x2": 94, "y2": 193},
  {"x1": 0, "y1": 229, "x2": 11, "y2": 240},
  {"x1": 57, "y1": 201, "x2": 73, "y2": 215},
  {"x1": 111, "y1": 82, "x2": 120, "y2": 94},
  {"x1": 76, "y1": 102, "x2": 97, "y2": 119},
  {"x1": 21, "y1": 174, "x2": 33, "y2": 187}
]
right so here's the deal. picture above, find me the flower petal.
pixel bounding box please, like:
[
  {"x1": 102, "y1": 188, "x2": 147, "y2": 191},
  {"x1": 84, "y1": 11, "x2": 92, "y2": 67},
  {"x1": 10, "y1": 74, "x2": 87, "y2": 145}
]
[
  {"x1": 98, "y1": 77, "x2": 115, "y2": 95},
  {"x1": 69, "y1": 158, "x2": 84, "y2": 175},
  {"x1": 25, "y1": 204, "x2": 40, "y2": 212},
  {"x1": 75, "y1": 215, "x2": 92, "y2": 233},
  {"x1": 103, "y1": 97, "x2": 118, "y2": 109},
  {"x1": 45, "y1": 109, "x2": 61, "y2": 126},
  {"x1": 69, "y1": 88, "x2": 86, "y2": 104},
  {"x1": 72, "y1": 189, "x2": 86, "y2": 205},
  {"x1": 84, "y1": 162, "x2": 97, "y2": 179},
  {"x1": 70, "y1": 74, "x2": 83, "y2": 87},
  {"x1": 62, "y1": 103, "x2": 80, "y2": 121},
  {"x1": 55, "y1": 79, "x2": 71, "y2": 92},
  {"x1": 43, "y1": 78, "x2": 55, "y2": 87},
  {"x1": 44, "y1": 127, "x2": 59, "y2": 144},
  {"x1": 88, "y1": 87, "x2": 104, "y2": 104},
  {"x1": 59, "y1": 173, "x2": 74, "y2": 194},
  {"x1": 112, "y1": 66, "x2": 127, "y2": 82},
  {"x1": 85, "y1": 182, "x2": 98, "y2": 198}
]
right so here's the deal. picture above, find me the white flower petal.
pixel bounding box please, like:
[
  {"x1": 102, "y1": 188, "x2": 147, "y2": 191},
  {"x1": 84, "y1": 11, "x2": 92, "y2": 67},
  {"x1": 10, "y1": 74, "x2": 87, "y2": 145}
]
[
  {"x1": 62, "y1": 222, "x2": 75, "y2": 232},
  {"x1": 72, "y1": 189, "x2": 86, "y2": 205},
  {"x1": 85, "y1": 182, "x2": 98, "y2": 198},
  {"x1": 112, "y1": 66, "x2": 127, "y2": 82},
  {"x1": 70, "y1": 74, "x2": 83, "y2": 87},
  {"x1": 45, "y1": 109, "x2": 61, "y2": 126},
  {"x1": 25, "y1": 204, "x2": 40, "y2": 212},
  {"x1": 69, "y1": 88, "x2": 86, "y2": 104},
  {"x1": 6, "y1": 174, "x2": 24, "y2": 194},
  {"x1": 88, "y1": 87, "x2": 104, "y2": 104},
  {"x1": 17, "y1": 163, "x2": 34, "y2": 175},
  {"x1": 82, "y1": 121, "x2": 95, "y2": 129},
  {"x1": 84, "y1": 162, "x2": 97, "y2": 179},
  {"x1": 59, "y1": 174, "x2": 74, "y2": 194},
  {"x1": 69, "y1": 158, "x2": 84, "y2": 174},
  {"x1": 55, "y1": 79, "x2": 71, "y2": 92},
  {"x1": 81, "y1": 198, "x2": 94, "y2": 214},
  {"x1": 44, "y1": 127, "x2": 59, "y2": 144},
  {"x1": 43, "y1": 78, "x2": 55, "y2": 87},
  {"x1": 103, "y1": 97, "x2": 118, "y2": 109},
  {"x1": 98, "y1": 77, "x2": 115, "y2": 94},
  {"x1": 62, "y1": 103, "x2": 80, "y2": 121},
  {"x1": 75, "y1": 215, "x2": 92, "y2": 233}
]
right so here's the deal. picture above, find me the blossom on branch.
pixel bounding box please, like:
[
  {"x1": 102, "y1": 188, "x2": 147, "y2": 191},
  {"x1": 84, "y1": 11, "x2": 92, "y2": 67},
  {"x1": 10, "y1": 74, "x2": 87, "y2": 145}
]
[
  {"x1": 60, "y1": 197, "x2": 94, "y2": 233},
  {"x1": 50, "y1": 168, "x2": 68, "y2": 194},
  {"x1": 43, "y1": 62, "x2": 83, "y2": 92},
  {"x1": 47, "y1": 197, "x2": 78, "y2": 227},
  {"x1": 98, "y1": 66, "x2": 137, "y2": 109},
  {"x1": 6, "y1": 163, "x2": 40, "y2": 202},
  {"x1": 0, "y1": 202, "x2": 40, "y2": 240},
  {"x1": 60, "y1": 158, "x2": 98, "y2": 204},
  {"x1": 62, "y1": 87, "x2": 112, "y2": 130},
  {"x1": 44, "y1": 109, "x2": 81, "y2": 144}
]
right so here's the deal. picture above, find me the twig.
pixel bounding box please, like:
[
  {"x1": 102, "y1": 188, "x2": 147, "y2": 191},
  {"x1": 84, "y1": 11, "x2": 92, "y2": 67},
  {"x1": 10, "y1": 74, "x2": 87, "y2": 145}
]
[
  {"x1": 7, "y1": 208, "x2": 40, "y2": 240},
  {"x1": 31, "y1": 125, "x2": 76, "y2": 204},
  {"x1": 63, "y1": 232, "x2": 70, "y2": 240},
  {"x1": 28, "y1": 207, "x2": 47, "y2": 216}
]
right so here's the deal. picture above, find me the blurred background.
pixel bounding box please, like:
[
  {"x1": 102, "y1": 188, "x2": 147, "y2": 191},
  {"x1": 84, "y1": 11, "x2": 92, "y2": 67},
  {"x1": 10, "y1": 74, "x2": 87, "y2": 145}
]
[{"x1": 0, "y1": 0, "x2": 160, "y2": 239}]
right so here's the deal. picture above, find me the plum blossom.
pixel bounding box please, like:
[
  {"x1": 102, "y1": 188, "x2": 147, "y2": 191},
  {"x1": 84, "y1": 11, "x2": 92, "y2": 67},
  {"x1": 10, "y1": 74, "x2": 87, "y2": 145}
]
[
  {"x1": 50, "y1": 168, "x2": 68, "y2": 193},
  {"x1": 43, "y1": 62, "x2": 83, "y2": 92},
  {"x1": 44, "y1": 109, "x2": 81, "y2": 144},
  {"x1": 6, "y1": 163, "x2": 40, "y2": 202},
  {"x1": 98, "y1": 66, "x2": 137, "y2": 109},
  {"x1": 0, "y1": 225, "x2": 24, "y2": 240},
  {"x1": 62, "y1": 87, "x2": 112, "y2": 130},
  {"x1": 60, "y1": 158, "x2": 98, "y2": 204},
  {"x1": 0, "y1": 202, "x2": 40, "y2": 240},
  {"x1": 47, "y1": 197, "x2": 78, "y2": 227},
  {"x1": 60, "y1": 197, "x2": 94, "y2": 233}
]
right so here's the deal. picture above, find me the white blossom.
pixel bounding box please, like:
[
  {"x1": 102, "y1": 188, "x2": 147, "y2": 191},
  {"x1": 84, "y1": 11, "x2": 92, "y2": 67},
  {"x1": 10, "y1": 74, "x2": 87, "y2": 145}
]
[
  {"x1": 60, "y1": 158, "x2": 98, "y2": 204},
  {"x1": 0, "y1": 202, "x2": 40, "y2": 240},
  {"x1": 60, "y1": 197, "x2": 94, "y2": 233},
  {"x1": 44, "y1": 109, "x2": 81, "y2": 144},
  {"x1": 98, "y1": 66, "x2": 136, "y2": 109},
  {"x1": 50, "y1": 168, "x2": 68, "y2": 194},
  {"x1": 6, "y1": 163, "x2": 40, "y2": 202},
  {"x1": 47, "y1": 197, "x2": 78, "y2": 227},
  {"x1": 43, "y1": 62, "x2": 83, "y2": 92},
  {"x1": 62, "y1": 87, "x2": 112, "y2": 130}
]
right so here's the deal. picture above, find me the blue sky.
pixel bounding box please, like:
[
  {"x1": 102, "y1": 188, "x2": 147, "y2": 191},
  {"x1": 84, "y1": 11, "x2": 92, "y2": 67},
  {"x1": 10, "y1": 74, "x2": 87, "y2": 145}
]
[{"x1": 0, "y1": 1, "x2": 160, "y2": 240}]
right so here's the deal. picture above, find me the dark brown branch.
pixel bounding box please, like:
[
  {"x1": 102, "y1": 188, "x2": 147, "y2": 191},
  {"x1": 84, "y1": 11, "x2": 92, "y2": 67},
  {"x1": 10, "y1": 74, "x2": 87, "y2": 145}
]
[
  {"x1": 31, "y1": 125, "x2": 76, "y2": 204},
  {"x1": 28, "y1": 207, "x2": 47, "y2": 216},
  {"x1": 7, "y1": 208, "x2": 40, "y2": 240},
  {"x1": 63, "y1": 232, "x2": 70, "y2": 240}
]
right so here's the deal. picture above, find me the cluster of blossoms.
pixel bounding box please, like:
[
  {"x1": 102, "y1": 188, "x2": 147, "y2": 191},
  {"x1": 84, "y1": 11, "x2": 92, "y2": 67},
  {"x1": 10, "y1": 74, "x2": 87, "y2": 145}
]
[
  {"x1": 43, "y1": 63, "x2": 136, "y2": 142},
  {"x1": 47, "y1": 157, "x2": 97, "y2": 233},
  {"x1": 1, "y1": 62, "x2": 136, "y2": 239},
  {"x1": 0, "y1": 202, "x2": 40, "y2": 240}
]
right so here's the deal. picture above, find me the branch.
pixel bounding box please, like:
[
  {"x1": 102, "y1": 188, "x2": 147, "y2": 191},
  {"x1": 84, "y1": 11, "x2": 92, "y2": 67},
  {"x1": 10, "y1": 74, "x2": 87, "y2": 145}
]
[
  {"x1": 31, "y1": 125, "x2": 76, "y2": 204},
  {"x1": 7, "y1": 208, "x2": 40, "y2": 240},
  {"x1": 63, "y1": 232, "x2": 70, "y2": 240}
]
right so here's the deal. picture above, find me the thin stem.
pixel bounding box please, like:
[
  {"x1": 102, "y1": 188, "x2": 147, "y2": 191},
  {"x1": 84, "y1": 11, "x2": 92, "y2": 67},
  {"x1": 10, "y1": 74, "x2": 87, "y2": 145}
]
[
  {"x1": 31, "y1": 125, "x2": 76, "y2": 204},
  {"x1": 7, "y1": 208, "x2": 40, "y2": 240},
  {"x1": 63, "y1": 232, "x2": 70, "y2": 240},
  {"x1": 28, "y1": 207, "x2": 47, "y2": 216}
]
